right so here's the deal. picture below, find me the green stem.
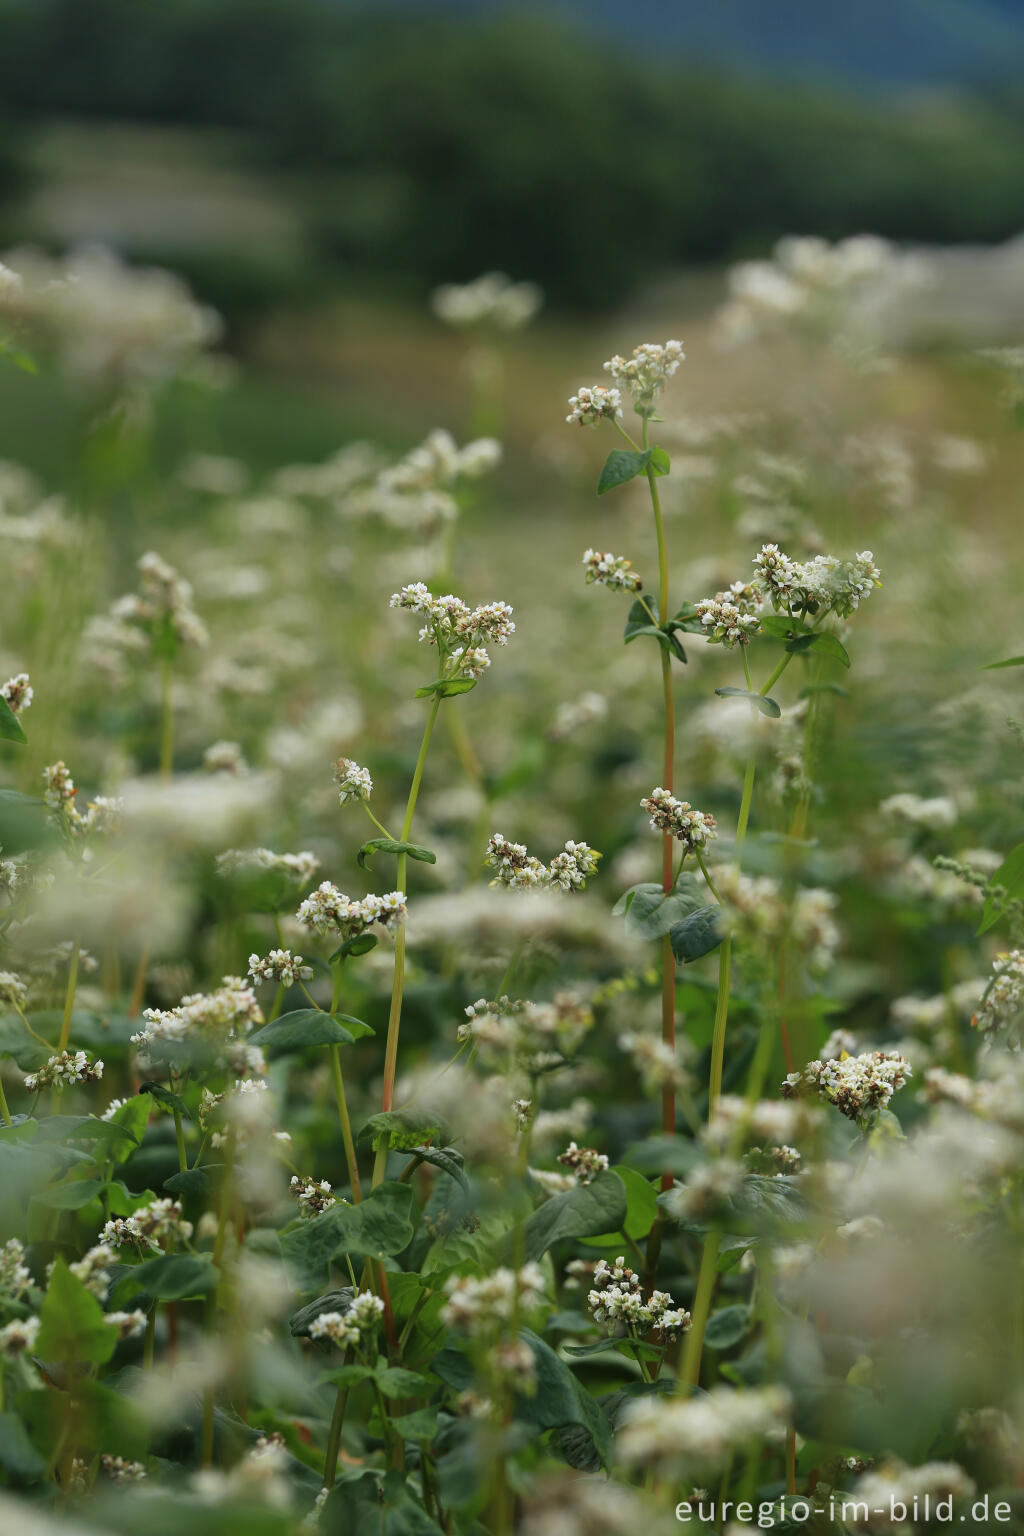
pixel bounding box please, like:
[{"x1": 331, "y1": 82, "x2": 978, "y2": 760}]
[
  {"x1": 378, "y1": 697, "x2": 441, "y2": 1136},
  {"x1": 200, "y1": 1133, "x2": 234, "y2": 1468},
  {"x1": 323, "y1": 1382, "x2": 349, "y2": 1489},
  {"x1": 172, "y1": 1109, "x2": 187, "y2": 1173},
  {"x1": 759, "y1": 651, "x2": 793, "y2": 697},
  {"x1": 159, "y1": 657, "x2": 174, "y2": 780},
  {"x1": 362, "y1": 803, "x2": 396, "y2": 840},
  {"x1": 0, "y1": 1071, "x2": 11, "y2": 1126},
  {"x1": 330, "y1": 1044, "x2": 362, "y2": 1202},
  {"x1": 678, "y1": 1230, "x2": 722, "y2": 1392},
  {"x1": 642, "y1": 416, "x2": 677, "y2": 1197},
  {"x1": 57, "y1": 938, "x2": 80, "y2": 1052}
]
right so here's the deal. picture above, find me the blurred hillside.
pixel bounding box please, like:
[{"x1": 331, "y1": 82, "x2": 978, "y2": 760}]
[
  {"x1": 396, "y1": 0, "x2": 1024, "y2": 88},
  {"x1": 1, "y1": 1, "x2": 1024, "y2": 319}
]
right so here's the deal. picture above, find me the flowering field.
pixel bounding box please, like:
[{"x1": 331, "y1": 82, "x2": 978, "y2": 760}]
[{"x1": 1, "y1": 240, "x2": 1024, "y2": 1534}]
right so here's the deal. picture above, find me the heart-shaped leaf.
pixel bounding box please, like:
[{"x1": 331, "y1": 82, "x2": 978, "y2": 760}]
[
  {"x1": 249, "y1": 1009, "x2": 373, "y2": 1052},
  {"x1": 597, "y1": 448, "x2": 651, "y2": 495},
  {"x1": 714, "y1": 686, "x2": 782, "y2": 718},
  {"x1": 669, "y1": 904, "x2": 724, "y2": 963}
]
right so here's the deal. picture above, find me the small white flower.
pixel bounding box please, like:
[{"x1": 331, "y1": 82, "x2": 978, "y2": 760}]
[
  {"x1": 566, "y1": 385, "x2": 623, "y2": 427},
  {"x1": 333, "y1": 757, "x2": 373, "y2": 804},
  {"x1": 582, "y1": 548, "x2": 642, "y2": 592}
]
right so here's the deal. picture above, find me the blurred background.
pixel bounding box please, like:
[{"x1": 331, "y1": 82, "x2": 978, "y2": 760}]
[{"x1": 4, "y1": 0, "x2": 1024, "y2": 336}]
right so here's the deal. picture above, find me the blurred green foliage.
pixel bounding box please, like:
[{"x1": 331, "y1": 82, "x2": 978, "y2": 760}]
[{"x1": 1, "y1": 1, "x2": 1024, "y2": 308}]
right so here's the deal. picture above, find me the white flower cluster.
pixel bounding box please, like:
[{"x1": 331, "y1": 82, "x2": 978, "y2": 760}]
[
  {"x1": 130, "y1": 1197, "x2": 194, "y2": 1245},
  {"x1": 782, "y1": 1050, "x2": 912, "y2": 1121},
  {"x1": 131, "y1": 975, "x2": 263, "y2": 1061},
  {"x1": 390, "y1": 583, "x2": 515, "y2": 684},
  {"x1": 92, "y1": 550, "x2": 209, "y2": 659},
  {"x1": 641, "y1": 788, "x2": 717, "y2": 851},
  {"x1": 0, "y1": 969, "x2": 27, "y2": 1008},
  {"x1": 0, "y1": 672, "x2": 32, "y2": 713},
  {"x1": 296, "y1": 882, "x2": 406, "y2": 940},
  {"x1": 459, "y1": 993, "x2": 593, "y2": 1063},
  {"x1": 104, "y1": 1309, "x2": 148, "y2": 1340},
  {"x1": 0, "y1": 1238, "x2": 30, "y2": 1299},
  {"x1": 879, "y1": 792, "x2": 958, "y2": 830},
  {"x1": 704, "y1": 1095, "x2": 815, "y2": 1155},
  {"x1": 442, "y1": 1264, "x2": 546, "y2": 1331},
  {"x1": 754, "y1": 542, "x2": 881, "y2": 620},
  {"x1": 100, "y1": 1456, "x2": 147, "y2": 1483},
  {"x1": 566, "y1": 385, "x2": 623, "y2": 427},
  {"x1": 41, "y1": 761, "x2": 122, "y2": 839},
  {"x1": 618, "y1": 1031, "x2": 691, "y2": 1096},
  {"x1": 248, "y1": 949, "x2": 313, "y2": 987},
  {"x1": 853, "y1": 1461, "x2": 975, "y2": 1527},
  {"x1": 713, "y1": 867, "x2": 840, "y2": 974},
  {"x1": 716, "y1": 234, "x2": 932, "y2": 349},
  {"x1": 216, "y1": 847, "x2": 320, "y2": 885},
  {"x1": 309, "y1": 1290, "x2": 386, "y2": 1350},
  {"x1": 67, "y1": 1244, "x2": 116, "y2": 1297},
  {"x1": 618, "y1": 1385, "x2": 791, "y2": 1475},
  {"x1": 333, "y1": 757, "x2": 373, "y2": 804},
  {"x1": 485, "y1": 833, "x2": 600, "y2": 892},
  {"x1": 587, "y1": 1257, "x2": 690, "y2": 1343},
  {"x1": 695, "y1": 583, "x2": 762, "y2": 647},
  {"x1": 290, "y1": 1175, "x2": 336, "y2": 1218},
  {"x1": 582, "y1": 548, "x2": 642, "y2": 593},
  {"x1": 548, "y1": 691, "x2": 607, "y2": 741},
  {"x1": 0, "y1": 1316, "x2": 40, "y2": 1357},
  {"x1": 431, "y1": 271, "x2": 542, "y2": 330},
  {"x1": 973, "y1": 950, "x2": 1024, "y2": 1036},
  {"x1": 379, "y1": 429, "x2": 502, "y2": 495},
  {"x1": 0, "y1": 244, "x2": 222, "y2": 384},
  {"x1": 24, "y1": 1049, "x2": 104, "y2": 1094},
  {"x1": 604, "y1": 340, "x2": 685, "y2": 411},
  {"x1": 100, "y1": 1216, "x2": 156, "y2": 1255},
  {"x1": 556, "y1": 1142, "x2": 609, "y2": 1185},
  {"x1": 202, "y1": 740, "x2": 248, "y2": 776}
]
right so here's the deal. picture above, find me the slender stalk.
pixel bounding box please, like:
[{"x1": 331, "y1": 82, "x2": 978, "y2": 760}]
[
  {"x1": 323, "y1": 1382, "x2": 350, "y2": 1489},
  {"x1": 172, "y1": 1108, "x2": 187, "y2": 1172},
  {"x1": 330, "y1": 1044, "x2": 362, "y2": 1202},
  {"x1": 57, "y1": 938, "x2": 80, "y2": 1052},
  {"x1": 159, "y1": 657, "x2": 174, "y2": 780},
  {"x1": 378, "y1": 697, "x2": 442, "y2": 1141},
  {"x1": 678, "y1": 1230, "x2": 722, "y2": 1391},
  {"x1": 200, "y1": 1134, "x2": 234, "y2": 1468},
  {"x1": 642, "y1": 417, "x2": 678, "y2": 1192},
  {"x1": 0, "y1": 1071, "x2": 11, "y2": 1126}
]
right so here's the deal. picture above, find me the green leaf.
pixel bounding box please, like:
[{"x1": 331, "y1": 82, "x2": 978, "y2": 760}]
[
  {"x1": 415, "y1": 678, "x2": 477, "y2": 699},
  {"x1": 515, "y1": 1329, "x2": 611, "y2": 1467},
  {"x1": 115, "y1": 1253, "x2": 217, "y2": 1302},
  {"x1": 33, "y1": 1177, "x2": 106, "y2": 1210},
  {"x1": 357, "y1": 838, "x2": 437, "y2": 870},
  {"x1": 714, "y1": 686, "x2": 782, "y2": 718},
  {"x1": 281, "y1": 1182, "x2": 415, "y2": 1290},
  {"x1": 979, "y1": 842, "x2": 1024, "y2": 935},
  {"x1": 377, "y1": 1365, "x2": 434, "y2": 1398},
  {"x1": 0, "y1": 789, "x2": 54, "y2": 854},
  {"x1": 0, "y1": 695, "x2": 27, "y2": 745},
  {"x1": 33, "y1": 1115, "x2": 139, "y2": 1146},
  {"x1": 505, "y1": 1170, "x2": 627, "y2": 1262},
  {"x1": 328, "y1": 932, "x2": 378, "y2": 963},
  {"x1": 758, "y1": 614, "x2": 808, "y2": 640},
  {"x1": 613, "y1": 877, "x2": 704, "y2": 940},
  {"x1": 597, "y1": 447, "x2": 651, "y2": 494},
  {"x1": 289, "y1": 1288, "x2": 355, "y2": 1338},
  {"x1": 36, "y1": 1260, "x2": 118, "y2": 1364},
  {"x1": 785, "y1": 631, "x2": 850, "y2": 667},
  {"x1": 648, "y1": 445, "x2": 671, "y2": 476},
  {"x1": 359, "y1": 1107, "x2": 448, "y2": 1151},
  {"x1": 0, "y1": 1411, "x2": 47, "y2": 1483},
  {"x1": 669, "y1": 904, "x2": 724, "y2": 963},
  {"x1": 139, "y1": 1080, "x2": 189, "y2": 1118},
  {"x1": 249, "y1": 1008, "x2": 373, "y2": 1052},
  {"x1": 622, "y1": 597, "x2": 687, "y2": 663},
  {"x1": 407, "y1": 1144, "x2": 468, "y2": 1190},
  {"x1": 579, "y1": 1165, "x2": 658, "y2": 1246},
  {"x1": 982, "y1": 655, "x2": 1024, "y2": 670},
  {"x1": 164, "y1": 1165, "x2": 215, "y2": 1196},
  {"x1": 563, "y1": 1335, "x2": 661, "y2": 1362},
  {"x1": 704, "y1": 1304, "x2": 752, "y2": 1349},
  {"x1": 390, "y1": 1407, "x2": 439, "y2": 1440}
]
